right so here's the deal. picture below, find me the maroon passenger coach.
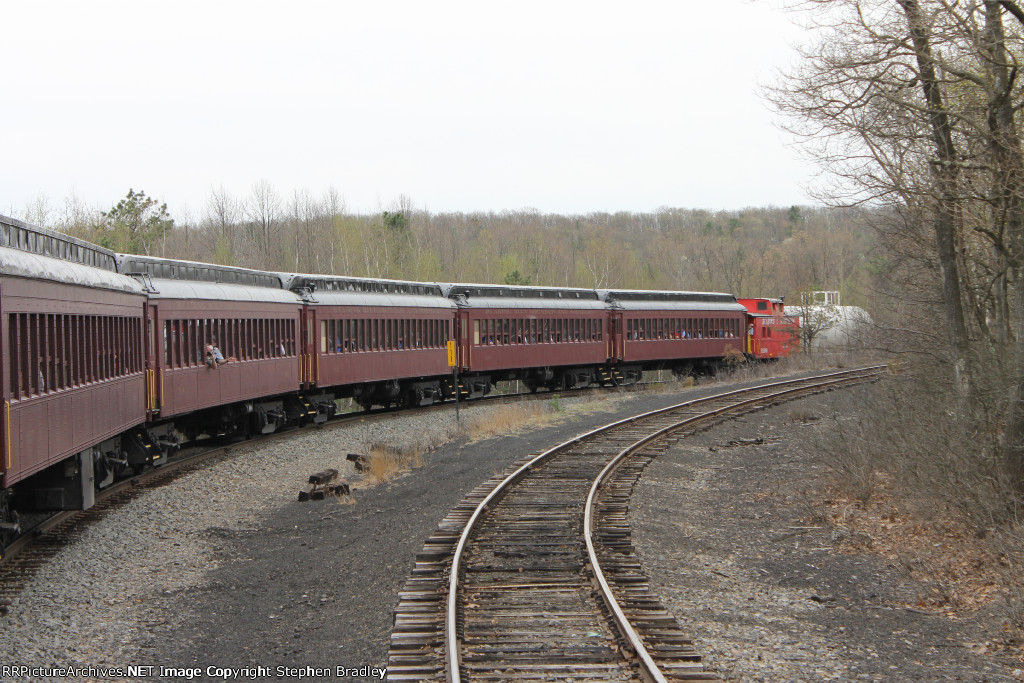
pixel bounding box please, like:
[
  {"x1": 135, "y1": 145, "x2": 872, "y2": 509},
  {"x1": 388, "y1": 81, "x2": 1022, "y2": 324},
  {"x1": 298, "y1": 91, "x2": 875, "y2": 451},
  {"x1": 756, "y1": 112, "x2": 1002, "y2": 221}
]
[
  {"x1": 600, "y1": 289, "x2": 749, "y2": 378},
  {"x1": 284, "y1": 274, "x2": 456, "y2": 408},
  {"x1": 118, "y1": 255, "x2": 305, "y2": 437},
  {"x1": 444, "y1": 284, "x2": 611, "y2": 392},
  {"x1": 2, "y1": 218, "x2": 147, "y2": 513}
]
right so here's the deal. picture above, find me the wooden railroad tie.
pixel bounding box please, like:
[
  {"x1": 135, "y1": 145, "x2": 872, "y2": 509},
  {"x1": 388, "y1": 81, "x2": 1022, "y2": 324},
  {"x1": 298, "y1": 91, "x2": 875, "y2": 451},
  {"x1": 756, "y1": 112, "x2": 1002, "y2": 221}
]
[
  {"x1": 346, "y1": 452, "x2": 370, "y2": 472},
  {"x1": 298, "y1": 468, "x2": 350, "y2": 501}
]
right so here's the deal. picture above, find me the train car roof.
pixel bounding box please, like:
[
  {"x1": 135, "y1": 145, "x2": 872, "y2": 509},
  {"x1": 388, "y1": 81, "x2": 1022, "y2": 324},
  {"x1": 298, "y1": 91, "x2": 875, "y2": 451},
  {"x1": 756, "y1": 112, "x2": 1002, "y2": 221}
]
[
  {"x1": 0, "y1": 245, "x2": 145, "y2": 294},
  {"x1": 1, "y1": 213, "x2": 119, "y2": 271},
  {"x1": 145, "y1": 279, "x2": 302, "y2": 304},
  {"x1": 116, "y1": 254, "x2": 285, "y2": 289},
  {"x1": 304, "y1": 290, "x2": 457, "y2": 309},
  {"x1": 282, "y1": 273, "x2": 454, "y2": 309},
  {"x1": 441, "y1": 283, "x2": 604, "y2": 309},
  {"x1": 282, "y1": 272, "x2": 446, "y2": 298},
  {"x1": 599, "y1": 289, "x2": 746, "y2": 312}
]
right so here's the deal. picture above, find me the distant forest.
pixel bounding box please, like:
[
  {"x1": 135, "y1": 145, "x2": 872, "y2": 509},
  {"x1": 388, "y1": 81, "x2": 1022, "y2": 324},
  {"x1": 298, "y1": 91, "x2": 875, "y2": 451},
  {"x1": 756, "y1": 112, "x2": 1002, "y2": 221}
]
[{"x1": 17, "y1": 187, "x2": 880, "y2": 310}]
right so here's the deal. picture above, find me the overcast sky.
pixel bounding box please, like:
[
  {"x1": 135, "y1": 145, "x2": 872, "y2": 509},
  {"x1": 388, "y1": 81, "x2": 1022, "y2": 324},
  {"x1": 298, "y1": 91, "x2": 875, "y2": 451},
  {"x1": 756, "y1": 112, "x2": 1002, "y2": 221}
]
[{"x1": 1, "y1": 1, "x2": 812, "y2": 219}]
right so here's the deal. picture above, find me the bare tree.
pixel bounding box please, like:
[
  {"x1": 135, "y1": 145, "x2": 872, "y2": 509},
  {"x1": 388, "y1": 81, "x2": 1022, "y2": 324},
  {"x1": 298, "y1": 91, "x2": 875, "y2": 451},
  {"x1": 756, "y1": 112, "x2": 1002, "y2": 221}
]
[{"x1": 246, "y1": 179, "x2": 281, "y2": 265}]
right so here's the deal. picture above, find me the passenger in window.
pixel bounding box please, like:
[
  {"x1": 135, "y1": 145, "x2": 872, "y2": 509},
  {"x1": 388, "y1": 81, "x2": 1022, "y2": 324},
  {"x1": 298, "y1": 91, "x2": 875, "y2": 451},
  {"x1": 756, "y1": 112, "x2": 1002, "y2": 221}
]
[{"x1": 206, "y1": 343, "x2": 228, "y2": 368}]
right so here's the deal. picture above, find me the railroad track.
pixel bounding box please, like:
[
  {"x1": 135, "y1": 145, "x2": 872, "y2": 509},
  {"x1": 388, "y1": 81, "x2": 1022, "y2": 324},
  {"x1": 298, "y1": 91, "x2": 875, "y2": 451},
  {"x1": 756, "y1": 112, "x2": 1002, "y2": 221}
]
[{"x1": 388, "y1": 365, "x2": 887, "y2": 682}]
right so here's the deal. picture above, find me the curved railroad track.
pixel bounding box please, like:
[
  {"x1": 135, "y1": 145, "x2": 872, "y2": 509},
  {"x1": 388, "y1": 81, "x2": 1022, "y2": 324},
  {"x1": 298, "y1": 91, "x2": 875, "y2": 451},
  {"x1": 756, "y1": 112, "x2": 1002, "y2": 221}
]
[{"x1": 388, "y1": 365, "x2": 887, "y2": 682}]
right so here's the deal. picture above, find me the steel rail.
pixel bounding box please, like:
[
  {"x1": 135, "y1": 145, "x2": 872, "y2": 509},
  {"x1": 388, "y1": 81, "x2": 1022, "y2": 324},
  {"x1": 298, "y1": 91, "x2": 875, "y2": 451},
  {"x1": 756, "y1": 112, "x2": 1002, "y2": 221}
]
[
  {"x1": 581, "y1": 367, "x2": 884, "y2": 682},
  {"x1": 444, "y1": 365, "x2": 886, "y2": 682}
]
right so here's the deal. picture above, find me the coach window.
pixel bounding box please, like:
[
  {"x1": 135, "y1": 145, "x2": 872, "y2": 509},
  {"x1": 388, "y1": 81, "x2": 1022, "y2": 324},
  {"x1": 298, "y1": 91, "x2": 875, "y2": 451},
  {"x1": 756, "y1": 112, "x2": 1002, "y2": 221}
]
[
  {"x1": 8, "y1": 315, "x2": 21, "y2": 399},
  {"x1": 29, "y1": 314, "x2": 39, "y2": 393}
]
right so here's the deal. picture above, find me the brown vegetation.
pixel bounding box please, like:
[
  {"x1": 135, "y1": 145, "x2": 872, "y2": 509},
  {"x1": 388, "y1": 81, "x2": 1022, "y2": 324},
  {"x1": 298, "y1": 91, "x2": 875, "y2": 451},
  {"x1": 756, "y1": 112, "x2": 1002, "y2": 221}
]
[
  {"x1": 769, "y1": 0, "x2": 1024, "y2": 642},
  {"x1": 23, "y1": 192, "x2": 877, "y2": 306}
]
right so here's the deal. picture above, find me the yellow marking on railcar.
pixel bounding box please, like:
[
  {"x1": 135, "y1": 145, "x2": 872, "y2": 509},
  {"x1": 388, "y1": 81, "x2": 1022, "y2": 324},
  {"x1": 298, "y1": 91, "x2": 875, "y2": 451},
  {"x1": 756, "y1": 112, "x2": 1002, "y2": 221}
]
[{"x1": 4, "y1": 400, "x2": 10, "y2": 470}]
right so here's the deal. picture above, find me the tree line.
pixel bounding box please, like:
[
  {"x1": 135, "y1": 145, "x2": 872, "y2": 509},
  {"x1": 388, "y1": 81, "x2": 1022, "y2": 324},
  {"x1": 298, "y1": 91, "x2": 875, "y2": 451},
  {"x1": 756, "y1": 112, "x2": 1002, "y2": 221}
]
[{"x1": 17, "y1": 187, "x2": 879, "y2": 308}]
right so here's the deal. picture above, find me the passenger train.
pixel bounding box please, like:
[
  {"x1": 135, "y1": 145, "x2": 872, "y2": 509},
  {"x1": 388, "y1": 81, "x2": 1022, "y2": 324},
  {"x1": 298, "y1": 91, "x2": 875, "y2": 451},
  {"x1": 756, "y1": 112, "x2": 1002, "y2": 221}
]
[{"x1": 0, "y1": 214, "x2": 798, "y2": 545}]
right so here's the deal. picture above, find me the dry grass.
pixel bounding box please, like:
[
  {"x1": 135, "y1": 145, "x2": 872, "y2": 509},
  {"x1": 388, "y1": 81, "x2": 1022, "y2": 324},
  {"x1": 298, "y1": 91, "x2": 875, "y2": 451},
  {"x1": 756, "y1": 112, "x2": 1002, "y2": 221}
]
[
  {"x1": 365, "y1": 443, "x2": 425, "y2": 483},
  {"x1": 459, "y1": 400, "x2": 562, "y2": 441},
  {"x1": 803, "y1": 374, "x2": 1024, "y2": 641}
]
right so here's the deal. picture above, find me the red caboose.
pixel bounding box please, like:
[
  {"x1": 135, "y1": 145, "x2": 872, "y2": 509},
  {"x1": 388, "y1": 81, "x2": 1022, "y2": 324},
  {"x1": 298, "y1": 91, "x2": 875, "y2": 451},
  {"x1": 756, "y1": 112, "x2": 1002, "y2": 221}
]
[{"x1": 738, "y1": 298, "x2": 799, "y2": 359}]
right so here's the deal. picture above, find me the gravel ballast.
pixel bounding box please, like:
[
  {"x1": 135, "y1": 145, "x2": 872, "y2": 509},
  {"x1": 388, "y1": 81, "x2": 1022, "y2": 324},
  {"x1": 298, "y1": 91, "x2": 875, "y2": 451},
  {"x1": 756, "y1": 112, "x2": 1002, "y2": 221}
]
[
  {"x1": 630, "y1": 385, "x2": 1023, "y2": 682},
  {"x1": 0, "y1": 382, "x2": 747, "y2": 681},
  {"x1": 1, "y1": 372, "x2": 1018, "y2": 681}
]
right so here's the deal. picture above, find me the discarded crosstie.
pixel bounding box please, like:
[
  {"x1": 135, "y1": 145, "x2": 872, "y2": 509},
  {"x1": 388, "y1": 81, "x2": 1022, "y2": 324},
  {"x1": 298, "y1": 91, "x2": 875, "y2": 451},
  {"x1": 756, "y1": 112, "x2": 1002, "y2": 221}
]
[
  {"x1": 298, "y1": 468, "x2": 350, "y2": 501},
  {"x1": 346, "y1": 453, "x2": 369, "y2": 472}
]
